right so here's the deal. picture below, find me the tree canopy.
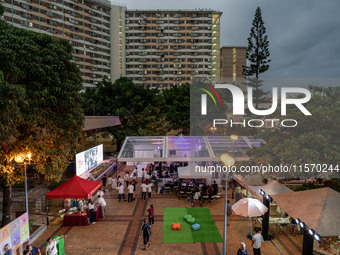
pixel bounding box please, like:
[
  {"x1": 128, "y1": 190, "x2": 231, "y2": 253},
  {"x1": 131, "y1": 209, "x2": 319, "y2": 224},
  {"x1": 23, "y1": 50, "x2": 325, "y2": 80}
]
[
  {"x1": 0, "y1": 20, "x2": 84, "y2": 225},
  {"x1": 243, "y1": 7, "x2": 271, "y2": 108},
  {"x1": 246, "y1": 86, "x2": 340, "y2": 178},
  {"x1": 83, "y1": 78, "x2": 171, "y2": 149}
]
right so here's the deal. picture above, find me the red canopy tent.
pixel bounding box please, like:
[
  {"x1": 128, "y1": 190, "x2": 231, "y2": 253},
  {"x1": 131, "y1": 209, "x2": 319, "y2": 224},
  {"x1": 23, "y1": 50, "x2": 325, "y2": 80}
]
[{"x1": 45, "y1": 175, "x2": 102, "y2": 199}]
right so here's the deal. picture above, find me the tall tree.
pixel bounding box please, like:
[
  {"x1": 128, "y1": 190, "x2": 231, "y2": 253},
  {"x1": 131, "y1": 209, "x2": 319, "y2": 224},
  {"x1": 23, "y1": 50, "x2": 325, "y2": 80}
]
[
  {"x1": 243, "y1": 7, "x2": 271, "y2": 108},
  {"x1": 83, "y1": 78, "x2": 170, "y2": 150},
  {"x1": 0, "y1": 19, "x2": 84, "y2": 226},
  {"x1": 161, "y1": 84, "x2": 190, "y2": 135}
]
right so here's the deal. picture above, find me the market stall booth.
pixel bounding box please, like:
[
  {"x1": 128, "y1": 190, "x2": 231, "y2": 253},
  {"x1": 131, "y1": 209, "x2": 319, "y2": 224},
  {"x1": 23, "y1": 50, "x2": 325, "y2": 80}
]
[
  {"x1": 272, "y1": 187, "x2": 340, "y2": 255},
  {"x1": 46, "y1": 175, "x2": 103, "y2": 226}
]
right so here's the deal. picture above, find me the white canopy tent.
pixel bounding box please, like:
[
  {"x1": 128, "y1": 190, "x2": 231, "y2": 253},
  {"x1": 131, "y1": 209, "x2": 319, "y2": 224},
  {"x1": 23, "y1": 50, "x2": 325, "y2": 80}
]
[
  {"x1": 249, "y1": 180, "x2": 292, "y2": 200},
  {"x1": 177, "y1": 163, "x2": 212, "y2": 179},
  {"x1": 118, "y1": 136, "x2": 261, "y2": 163}
]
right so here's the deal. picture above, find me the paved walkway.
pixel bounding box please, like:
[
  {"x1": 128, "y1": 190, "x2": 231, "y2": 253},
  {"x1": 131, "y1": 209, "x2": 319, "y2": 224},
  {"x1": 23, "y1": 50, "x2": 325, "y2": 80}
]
[{"x1": 32, "y1": 166, "x2": 303, "y2": 255}]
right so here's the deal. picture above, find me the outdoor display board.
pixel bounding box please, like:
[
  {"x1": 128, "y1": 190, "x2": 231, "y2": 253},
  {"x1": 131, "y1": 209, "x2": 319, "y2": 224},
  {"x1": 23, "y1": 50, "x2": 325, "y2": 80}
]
[
  {"x1": 76, "y1": 144, "x2": 103, "y2": 176},
  {"x1": 0, "y1": 212, "x2": 29, "y2": 255}
]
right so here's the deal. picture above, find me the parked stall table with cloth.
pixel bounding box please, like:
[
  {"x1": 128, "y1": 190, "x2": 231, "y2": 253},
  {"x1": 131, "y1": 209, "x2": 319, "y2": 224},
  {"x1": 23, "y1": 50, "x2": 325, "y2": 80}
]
[
  {"x1": 63, "y1": 206, "x2": 102, "y2": 226},
  {"x1": 63, "y1": 212, "x2": 88, "y2": 226}
]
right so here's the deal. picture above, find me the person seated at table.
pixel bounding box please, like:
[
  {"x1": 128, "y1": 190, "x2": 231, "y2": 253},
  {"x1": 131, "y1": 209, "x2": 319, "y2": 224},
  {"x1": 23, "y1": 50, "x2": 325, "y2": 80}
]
[{"x1": 88, "y1": 199, "x2": 96, "y2": 224}]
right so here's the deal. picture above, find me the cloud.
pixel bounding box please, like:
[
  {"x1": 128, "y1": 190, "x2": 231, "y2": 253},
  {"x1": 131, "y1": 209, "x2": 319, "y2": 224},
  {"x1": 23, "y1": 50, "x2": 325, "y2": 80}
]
[{"x1": 118, "y1": 0, "x2": 340, "y2": 79}]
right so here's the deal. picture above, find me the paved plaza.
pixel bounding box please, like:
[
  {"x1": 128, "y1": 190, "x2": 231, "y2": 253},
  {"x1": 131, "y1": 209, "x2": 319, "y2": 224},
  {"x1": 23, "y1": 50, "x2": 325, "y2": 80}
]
[{"x1": 32, "y1": 166, "x2": 303, "y2": 255}]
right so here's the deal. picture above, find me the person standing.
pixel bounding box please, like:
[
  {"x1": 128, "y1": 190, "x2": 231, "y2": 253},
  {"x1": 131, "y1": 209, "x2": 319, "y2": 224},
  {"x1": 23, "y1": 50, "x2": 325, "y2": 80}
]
[
  {"x1": 147, "y1": 182, "x2": 152, "y2": 199},
  {"x1": 235, "y1": 185, "x2": 242, "y2": 202},
  {"x1": 252, "y1": 227, "x2": 264, "y2": 255},
  {"x1": 124, "y1": 171, "x2": 130, "y2": 188},
  {"x1": 78, "y1": 199, "x2": 84, "y2": 213},
  {"x1": 107, "y1": 176, "x2": 113, "y2": 191},
  {"x1": 227, "y1": 200, "x2": 232, "y2": 226},
  {"x1": 97, "y1": 195, "x2": 106, "y2": 218},
  {"x1": 145, "y1": 172, "x2": 150, "y2": 185},
  {"x1": 25, "y1": 245, "x2": 41, "y2": 255},
  {"x1": 102, "y1": 175, "x2": 107, "y2": 190},
  {"x1": 140, "y1": 218, "x2": 151, "y2": 250},
  {"x1": 212, "y1": 181, "x2": 218, "y2": 195},
  {"x1": 127, "y1": 182, "x2": 134, "y2": 202},
  {"x1": 237, "y1": 242, "x2": 248, "y2": 255},
  {"x1": 141, "y1": 168, "x2": 145, "y2": 183},
  {"x1": 45, "y1": 237, "x2": 61, "y2": 255},
  {"x1": 116, "y1": 183, "x2": 126, "y2": 202},
  {"x1": 88, "y1": 199, "x2": 96, "y2": 224},
  {"x1": 141, "y1": 182, "x2": 147, "y2": 200},
  {"x1": 112, "y1": 177, "x2": 117, "y2": 190},
  {"x1": 147, "y1": 204, "x2": 154, "y2": 226},
  {"x1": 119, "y1": 175, "x2": 125, "y2": 188},
  {"x1": 97, "y1": 188, "x2": 104, "y2": 197}
]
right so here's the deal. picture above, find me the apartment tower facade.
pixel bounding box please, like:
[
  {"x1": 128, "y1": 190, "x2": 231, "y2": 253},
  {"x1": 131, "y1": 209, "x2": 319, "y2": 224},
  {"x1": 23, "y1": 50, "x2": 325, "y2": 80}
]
[
  {"x1": 1, "y1": 0, "x2": 116, "y2": 90},
  {"x1": 124, "y1": 9, "x2": 222, "y2": 89},
  {"x1": 220, "y1": 46, "x2": 246, "y2": 82}
]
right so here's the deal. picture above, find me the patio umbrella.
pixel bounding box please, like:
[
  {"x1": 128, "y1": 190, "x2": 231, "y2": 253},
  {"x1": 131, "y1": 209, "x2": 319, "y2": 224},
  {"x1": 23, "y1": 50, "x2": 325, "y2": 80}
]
[{"x1": 232, "y1": 198, "x2": 268, "y2": 233}]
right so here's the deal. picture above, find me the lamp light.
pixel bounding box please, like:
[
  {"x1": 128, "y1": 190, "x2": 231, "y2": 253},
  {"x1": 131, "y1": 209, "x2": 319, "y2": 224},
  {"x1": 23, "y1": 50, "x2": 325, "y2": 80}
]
[
  {"x1": 300, "y1": 222, "x2": 306, "y2": 229},
  {"x1": 308, "y1": 229, "x2": 315, "y2": 235},
  {"x1": 314, "y1": 234, "x2": 321, "y2": 242},
  {"x1": 220, "y1": 153, "x2": 235, "y2": 166}
]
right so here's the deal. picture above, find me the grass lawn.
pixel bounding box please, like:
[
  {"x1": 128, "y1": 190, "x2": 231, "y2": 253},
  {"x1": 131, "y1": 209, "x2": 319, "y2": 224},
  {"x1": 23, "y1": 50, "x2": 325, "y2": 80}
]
[{"x1": 163, "y1": 207, "x2": 223, "y2": 243}]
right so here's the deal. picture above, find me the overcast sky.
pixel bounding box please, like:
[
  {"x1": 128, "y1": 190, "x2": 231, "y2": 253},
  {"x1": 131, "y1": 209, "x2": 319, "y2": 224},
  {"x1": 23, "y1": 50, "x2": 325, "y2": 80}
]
[{"x1": 118, "y1": 0, "x2": 340, "y2": 80}]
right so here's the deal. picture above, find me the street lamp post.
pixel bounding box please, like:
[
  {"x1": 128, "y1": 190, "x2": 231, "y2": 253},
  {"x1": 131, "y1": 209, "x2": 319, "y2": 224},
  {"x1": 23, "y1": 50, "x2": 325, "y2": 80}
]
[
  {"x1": 14, "y1": 153, "x2": 31, "y2": 226},
  {"x1": 221, "y1": 153, "x2": 235, "y2": 255}
]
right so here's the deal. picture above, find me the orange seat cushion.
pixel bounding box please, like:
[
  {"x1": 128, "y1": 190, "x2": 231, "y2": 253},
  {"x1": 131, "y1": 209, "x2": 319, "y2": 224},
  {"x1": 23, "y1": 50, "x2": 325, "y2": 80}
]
[{"x1": 172, "y1": 223, "x2": 181, "y2": 230}]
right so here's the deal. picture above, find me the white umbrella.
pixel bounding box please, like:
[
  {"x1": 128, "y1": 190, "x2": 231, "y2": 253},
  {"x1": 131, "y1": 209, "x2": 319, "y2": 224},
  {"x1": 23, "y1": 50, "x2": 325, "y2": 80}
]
[{"x1": 232, "y1": 198, "x2": 268, "y2": 233}]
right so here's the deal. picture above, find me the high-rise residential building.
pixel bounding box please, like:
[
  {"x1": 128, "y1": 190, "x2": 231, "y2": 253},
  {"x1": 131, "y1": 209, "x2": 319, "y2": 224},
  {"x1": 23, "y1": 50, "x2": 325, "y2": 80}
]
[
  {"x1": 1, "y1": 0, "x2": 113, "y2": 90},
  {"x1": 124, "y1": 9, "x2": 222, "y2": 89},
  {"x1": 110, "y1": 3, "x2": 126, "y2": 82},
  {"x1": 220, "y1": 46, "x2": 246, "y2": 82}
]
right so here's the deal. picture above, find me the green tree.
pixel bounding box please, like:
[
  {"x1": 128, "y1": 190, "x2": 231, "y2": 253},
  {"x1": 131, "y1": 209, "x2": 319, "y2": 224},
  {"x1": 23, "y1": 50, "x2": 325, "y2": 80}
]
[
  {"x1": 243, "y1": 7, "x2": 271, "y2": 108},
  {"x1": 246, "y1": 86, "x2": 340, "y2": 179},
  {"x1": 0, "y1": 20, "x2": 84, "y2": 226},
  {"x1": 161, "y1": 83, "x2": 190, "y2": 134},
  {"x1": 83, "y1": 78, "x2": 170, "y2": 150}
]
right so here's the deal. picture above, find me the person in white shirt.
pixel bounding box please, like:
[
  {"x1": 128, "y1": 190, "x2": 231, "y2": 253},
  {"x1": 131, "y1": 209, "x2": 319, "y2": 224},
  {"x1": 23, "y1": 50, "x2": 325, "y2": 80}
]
[
  {"x1": 252, "y1": 227, "x2": 264, "y2": 255},
  {"x1": 124, "y1": 171, "x2": 130, "y2": 188},
  {"x1": 147, "y1": 183, "x2": 152, "y2": 198},
  {"x1": 141, "y1": 182, "x2": 147, "y2": 200},
  {"x1": 97, "y1": 195, "x2": 106, "y2": 218},
  {"x1": 116, "y1": 183, "x2": 126, "y2": 202},
  {"x1": 97, "y1": 188, "x2": 104, "y2": 197},
  {"x1": 141, "y1": 168, "x2": 145, "y2": 183},
  {"x1": 118, "y1": 176, "x2": 124, "y2": 187},
  {"x1": 127, "y1": 182, "x2": 135, "y2": 202},
  {"x1": 112, "y1": 178, "x2": 117, "y2": 189},
  {"x1": 107, "y1": 177, "x2": 113, "y2": 191},
  {"x1": 46, "y1": 237, "x2": 61, "y2": 255},
  {"x1": 78, "y1": 199, "x2": 84, "y2": 213}
]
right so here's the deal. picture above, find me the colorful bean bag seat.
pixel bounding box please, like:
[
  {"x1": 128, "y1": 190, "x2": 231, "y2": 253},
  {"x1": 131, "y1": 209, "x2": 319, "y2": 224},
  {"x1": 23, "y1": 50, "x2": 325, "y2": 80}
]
[
  {"x1": 187, "y1": 217, "x2": 195, "y2": 224},
  {"x1": 191, "y1": 223, "x2": 200, "y2": 231},
  {"x1": 172, "y1": 223, "x2": 181, "y2": 230},
  {"x1": 183, "y1": 215, "x2": 192, "y2": 221}
]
